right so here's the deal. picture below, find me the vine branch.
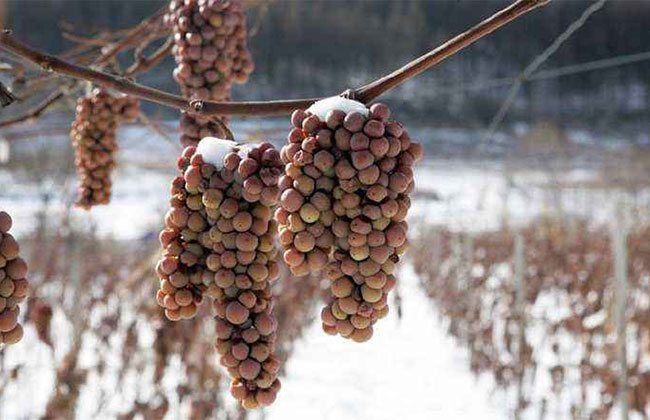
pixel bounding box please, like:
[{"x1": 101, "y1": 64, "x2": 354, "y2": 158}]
[
  {"x1": 0, "y1": 9, "x2": 171, "y2": 130},
  {"x1": 0, "y1": 87, "x2": 68, "y2": 128},
  {"x1": 0, "y1": 0, "x2": 549, "y2": 118}
]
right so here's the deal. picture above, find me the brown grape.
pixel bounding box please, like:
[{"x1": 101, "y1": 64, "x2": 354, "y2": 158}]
[{"x1": 276, "y1": 110, "x2": 343, "y2": 276}]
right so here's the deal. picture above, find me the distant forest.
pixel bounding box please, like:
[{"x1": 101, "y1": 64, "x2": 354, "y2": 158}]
[{"x1": 4, "y1": 0, "x2": 650, "y2": 126}]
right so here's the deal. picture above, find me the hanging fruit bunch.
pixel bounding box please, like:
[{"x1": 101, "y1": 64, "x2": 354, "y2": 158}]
[
  {"x1": 166, "y1": 0, "x2": 254, "y2": 147},
  {"x1": 70, "y1": 88, "x2": 119, "y2": 209},
  {"x1": 156, "y1": 137, "x2": 283, "y2": 408},
  {"x1": 277, "y1": 97, "x2": 422, "y2": 342},
  {"x1": 70, "y1": 89, "x2": 139, "y2": 210},
  {"x1": 114, "y1": 95, "x2": 140, "y2": 122},
  {"x1": 0, "y1": 211, "x2": 29, "y2": 346}
]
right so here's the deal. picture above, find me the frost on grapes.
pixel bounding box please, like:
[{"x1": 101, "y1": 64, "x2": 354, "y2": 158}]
[
  {"x1": 306, "y1": 96, "x2": 369, "y2": 120},
  {"x1": 196, "y1": 137, "x2": 239, "y2": 167}
]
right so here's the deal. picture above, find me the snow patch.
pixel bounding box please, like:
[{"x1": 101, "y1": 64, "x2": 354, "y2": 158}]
[
  {"x1": 582, "y1": 310, "x2": 607, "y2": 329},
  {"x1": 236, "y1": 143, "x2": 254, "y2": 159},
  {"x1": 196, "y1": 137, "x2": 238, "y2": 167},
  {"x1": 0, "y1": 138, "x2": 9, "y2": 163},
  {"x1": 306, "y1": 96, "x2": 369, "y2": 120}
]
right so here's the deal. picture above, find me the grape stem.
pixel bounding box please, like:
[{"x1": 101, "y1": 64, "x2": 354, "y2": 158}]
[{"x1": 0, "y1": 0, "x2": 549, "y2": 118}]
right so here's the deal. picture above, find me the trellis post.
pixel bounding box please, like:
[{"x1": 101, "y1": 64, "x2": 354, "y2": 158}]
[
  {"x1": 612, "y1": 203, "x2": 629, "y2": 420},
  {"x1": 514, "y1": 231, "x2": 526, "y2": 419}
]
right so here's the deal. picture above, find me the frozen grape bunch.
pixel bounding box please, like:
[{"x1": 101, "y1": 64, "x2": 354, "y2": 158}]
[
  {"x1": 166, "y1": 0, "x2": 253, "y2": 100},
  {"x1": 279, "y1": 97, "x2": 422, "y2": 342},
  {"x1": 156, "y1": 137, "x2": 283, "y2": 408},
  {"x1": 0, "y1": 211, "x2": 29, "y2": 346},
  {"x1": 166, "y1": 0, "x2": 254, "y2": 147},
  {"x1": 70, "y1": 88, "x2": 120, "y2": 209}
]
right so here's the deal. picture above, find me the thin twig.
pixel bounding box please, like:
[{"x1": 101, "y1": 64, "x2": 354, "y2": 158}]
[
  {"x1": 62, "y1": 31, "x2": 116, "y2": 47},
  {"x1": 0, "y1": 0, "x2": 549, "y2": 118},
  {"x1": 132, "y1": 30, "x2": 164, "y2": 64},
  {"x1": 59, "y1": 20, "x2": 134, "y2": 40},
  {"x1": 0, "y1": 87, "x2": 69, "y2": 128},
  {"x1": 6, "y1": 7, "x2": 166, "y2": 98},
  {"x1": 430, "y1": 50, "x2": 650, "y2": 95},
  {"x1": 93, "y1": 6, "x2": 167, "y2": 67},
  {"x1": 482, "y1": 0, "x2": 606, "y2": 144},
  {"x1": 124, "y1": 36, "x2": 173, "y2": 77},
  {"x1": 213, "y1": 117, "x2": 235, "y2": 141}
]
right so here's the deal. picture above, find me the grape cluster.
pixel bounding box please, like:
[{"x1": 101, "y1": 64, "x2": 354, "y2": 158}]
[
  {"x1": 156, "y1": 139, "x2": 283, "y2": 408},
  {"x1": 0, "y1": 211, "x2": 29, "y2": 346},
  {"x1": 166, "y1": 0, "x2": 254, "y2": 147},
  {"x1": 278, "y1": 100, "x2": 422, "y2": 342},
  {"x1": 179, "y1": 112, "x2": 230, "y2": 148},
  {"x1": 167, "y1": 0, "x2": 253, "y2": 99},
  {"x1": 115, "y1": 95, "x2": 140, "y2": 122},
  {"x1": 70, "y1": 89, "x2": 139, "y2": 209}
]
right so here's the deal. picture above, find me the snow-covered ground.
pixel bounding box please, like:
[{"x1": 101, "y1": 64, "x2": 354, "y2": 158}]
[
  {"x1": 264, "y1": 264, "x2": 502, "y2": 420},
  {"x1": 411, "y1": 161, "x2": 650, "y2": 233}
]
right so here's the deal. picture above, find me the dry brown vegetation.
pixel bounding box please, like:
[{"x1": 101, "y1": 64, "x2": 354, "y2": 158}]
[{"x1": 412, "y1": 218, "x2": 650, "y2": 419}]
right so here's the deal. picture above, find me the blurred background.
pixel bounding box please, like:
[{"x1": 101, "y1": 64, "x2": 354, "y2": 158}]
[{"x1": 0, "y1": 0, "x2": 649, "y2": 419}]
